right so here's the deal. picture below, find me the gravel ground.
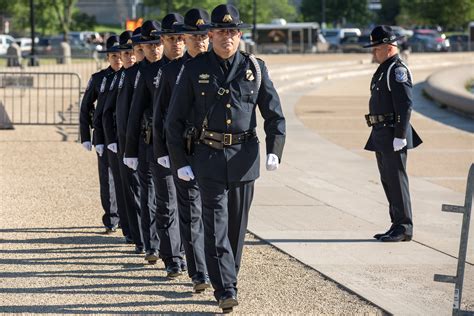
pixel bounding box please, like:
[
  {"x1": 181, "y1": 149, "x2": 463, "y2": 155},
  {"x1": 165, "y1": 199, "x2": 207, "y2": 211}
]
[{"x1": 0, "y1": 125, "x2": 383, "y2": 314}]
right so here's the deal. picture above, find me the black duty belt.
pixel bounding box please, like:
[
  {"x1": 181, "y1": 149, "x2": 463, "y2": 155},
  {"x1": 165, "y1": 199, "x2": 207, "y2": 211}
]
[
  {"x1": 200, "y1": 129, "x2": 257, "y2": 150},
  {"x1": 365, "y1": 113, "x2": 394, "y2": 127}
]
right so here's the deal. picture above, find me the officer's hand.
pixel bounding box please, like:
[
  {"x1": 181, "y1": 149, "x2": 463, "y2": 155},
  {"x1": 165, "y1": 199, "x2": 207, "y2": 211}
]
[
  {"x1": 177, "y1": 166, "x2": 195, "y2": 181},
  {"x1": 107, "y1": 143, "x2": 118, "y2": 153},
  {"x1": 393, "y1": 138, "x2": 407, "y2": 151},
  {"x1": 123, "y1": 157, "x2": 139, "y2": 171},
  {"x1": 266, "y1": 153, "x2": 279, "y2": 171},
  {"x1": 95, "y1": 144, "x2": 104, "y2": 157},
  {"x1": 82, "y1": 141, "x2": 92, "y2": 151},
  {"x1": 157, "y1": 156, "x2": 171, "y2": 169}
]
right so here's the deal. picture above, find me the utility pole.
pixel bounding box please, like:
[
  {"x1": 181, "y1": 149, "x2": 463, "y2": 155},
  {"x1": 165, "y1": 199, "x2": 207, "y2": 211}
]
[
  {"x1": 29, "y1": 0, "x2": 38, "y2": 66},
  {"x1": 252, "y1": 0, "x2": 257, "y2": 41}
]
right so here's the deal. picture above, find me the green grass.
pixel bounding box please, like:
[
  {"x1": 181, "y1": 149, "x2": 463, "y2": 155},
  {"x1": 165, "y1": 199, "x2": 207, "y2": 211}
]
[{"x1": 94, "y1": 24, "x2": 124, "y2": 35}]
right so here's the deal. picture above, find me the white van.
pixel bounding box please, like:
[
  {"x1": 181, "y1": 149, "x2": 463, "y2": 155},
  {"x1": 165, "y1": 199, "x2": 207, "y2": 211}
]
[
  {"x1": 0, "y1": 34, "x2": 17, "y2": 55},
  {"x1": 322, "y1": 28, "x2": 361, "y2": 51}
]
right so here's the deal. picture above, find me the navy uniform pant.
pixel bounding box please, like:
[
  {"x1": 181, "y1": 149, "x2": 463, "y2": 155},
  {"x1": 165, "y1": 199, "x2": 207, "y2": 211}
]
[
  {"x1": 199, "y1": 178, "x2": 254, "y2": 300},
  {"x1": 172, "y1": 169, "x2": 207, "y2": 278},
  {"x1": 376, "y1": 149, "x2": 413, "y2": 235},
  {"x1": 97, "y1": 150, "x2": 119, "y2": 229},
  {"x1": 107, "y1": 150, "x2": 130, "y2": 238},
  {"x1": 137, "y1": 139, "x2": 159, "y2": 253},
  {"x1": 118, "y1": 149, "x2": 143, "y2": 248},
  {"x1": 151, "y1": 156, "x2": 181, "y2": 265}
]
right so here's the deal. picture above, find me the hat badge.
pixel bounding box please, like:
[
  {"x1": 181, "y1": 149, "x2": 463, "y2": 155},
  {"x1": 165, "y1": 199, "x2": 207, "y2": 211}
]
[
  {"x1": 196, "y1": 19, "x2": 205, "y2": 26},
  {"x1": 223, "y1": 14, "x2": 233, "y2": 23},
  {"x1": 127, "y1": 39, "x2": 132, "y2": 44}
]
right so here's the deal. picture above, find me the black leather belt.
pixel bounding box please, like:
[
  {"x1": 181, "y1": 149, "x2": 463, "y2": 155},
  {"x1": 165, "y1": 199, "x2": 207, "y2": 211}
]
[
  {"x1": 365, "y1": 113, "x2": 394, "y2": 127},
  {"x1": 200, "y1": 129, "x2": 257, "y2": 149}
]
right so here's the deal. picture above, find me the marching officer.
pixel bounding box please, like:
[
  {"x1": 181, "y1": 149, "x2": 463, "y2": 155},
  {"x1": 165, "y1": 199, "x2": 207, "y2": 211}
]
[
  {"x1": 122, "y1": 20, "x2": 163, "y2": 264},
  {"x1": 363, "y1": 25, "x2": 422, "y2": 242},
  {"x1": 166, "y1": 4, "x2": 286, "y2": 312},
  {"x1": 102, "y1": 30, "x2": 144, "y2": 253},
  {"x1": 79, "y1": 36, "x2": 120, "y2": 234},
  {"x1": 124, "y1": 14, "x2": 185, "y2": 276},
  {"x1": 92, "y1": 35, "x2": 131, "y2": 241},
  {"x1": 153, "y1": 8, "x2": 211, "y2": 292}
]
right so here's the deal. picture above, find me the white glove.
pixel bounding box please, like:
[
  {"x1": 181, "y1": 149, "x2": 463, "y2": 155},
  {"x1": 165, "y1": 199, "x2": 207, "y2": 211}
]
[
  {"x1": 82, "y1": 141, "x2": 92, "y2": 151},
  {"x1": 157, "y1": 155, "x2": 171, "y2": 168},
  {"x1": 107, "y1": 143, "x2": 118, "y2": 153},
  {"x1": 95, "y1": 144, "x2": 104, "y2": 157},
  {"x1": 393, "y1": 138, "x2": 407, "y2": 151},
  {"x1": 177, "y1": 166, "x2": 195, "y2": 181},
  {"x1": 123, "y1": 157, "x2": 139, "y2": 171},
  {"x1": 266, "y1": 153, "x2": 279, "y2": 171}
]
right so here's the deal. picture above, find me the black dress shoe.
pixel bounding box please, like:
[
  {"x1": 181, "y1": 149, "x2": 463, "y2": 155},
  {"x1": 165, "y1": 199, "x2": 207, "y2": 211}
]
[
  {"x1": 145, "y1": 251, "x2": 159, "y2": 264},
  {"x1": 166, "y1": 262, "x2": 183, "y2": 278},
  {"x1": 380, "y1": 232, "x2": 412, "y2": 242},
  {"x1": 373, "y1": 227, "x2": 394, "y2": 240},
  {"x1": 104, "y1": 226, "x2": 117, "y2": 234},
  {"x1": 180, "y1": 259, "x2": 187, "y2": 272},
  {"x1": 125, "y1": 236, "x2": 134, "y2": 244},
  {"x1": 135, "y1": 245, "x2": 145, "y2": 254},
  {"x1": 192, "y1": 273, "x2": 211, "y2": 293},
  {"x1": 218, "y1": 291, "x2": 238, "y2": 313}
]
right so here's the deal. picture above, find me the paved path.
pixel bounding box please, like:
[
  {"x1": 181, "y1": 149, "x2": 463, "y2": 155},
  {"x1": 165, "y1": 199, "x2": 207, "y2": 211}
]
[{"x1": 248, "y1": 52, "x2": 474, "y2": 315}]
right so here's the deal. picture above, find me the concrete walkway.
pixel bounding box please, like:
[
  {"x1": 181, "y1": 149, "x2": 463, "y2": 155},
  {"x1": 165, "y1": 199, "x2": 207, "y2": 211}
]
[{"x1": 249, "y1": 53, "x2": 474, "y2": 315}]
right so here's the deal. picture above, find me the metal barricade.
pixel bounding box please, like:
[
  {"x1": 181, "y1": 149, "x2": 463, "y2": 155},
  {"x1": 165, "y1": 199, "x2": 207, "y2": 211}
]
[
  {"x1": 434, "y1": 163, "x2": 474, "y2": 316},
  {"x1": 0, "y1": 72, "x2": 81, "y2": 125}
]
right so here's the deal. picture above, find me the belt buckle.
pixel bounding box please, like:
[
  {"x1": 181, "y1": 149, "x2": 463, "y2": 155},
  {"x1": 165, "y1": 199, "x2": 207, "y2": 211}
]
[
  {"x1": 369, "y1": 116, "x2": 377, "y2": 124},
  {"x1": 217, "y1": 87, "x2": 226, "y2": 96},
  {"x1": 223, "y1": 133, "x2": 232, "y2": 146}
]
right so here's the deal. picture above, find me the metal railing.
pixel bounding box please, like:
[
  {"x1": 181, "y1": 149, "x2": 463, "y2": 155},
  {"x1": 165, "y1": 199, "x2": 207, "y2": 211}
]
[
  {"x1": 434, "y1": 163, "x2": 474, "y2": 316},
  {"x1": 0, "y1": 72, "x2": 82, "y2": 125}
]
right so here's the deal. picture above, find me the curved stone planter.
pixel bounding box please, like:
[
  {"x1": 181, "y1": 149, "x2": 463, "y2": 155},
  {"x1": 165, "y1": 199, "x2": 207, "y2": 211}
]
[{"x1": 424, "y1": 65, "x2": 474, "y2": 116}]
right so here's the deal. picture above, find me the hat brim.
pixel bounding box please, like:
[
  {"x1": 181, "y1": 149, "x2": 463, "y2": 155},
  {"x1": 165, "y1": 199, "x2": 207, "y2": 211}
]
[
  {"x1": 134, "y1": 37, "x2": 162, "y2": 44},
  {"x1": 363, "y1": 35, "x2": 404, "y2": 48},
  {"x1": 117, "y1": 44, "x2": 133, "y2": 50},
  {"x1": 98, "y1": 47, "x2": 121, "y2": 53},
  {"x1": 174, "y1": 24, "x2": 209, "y2": 35},
  {"x1": 206, "y1": 23, "x2": 252, "y2": 30}
]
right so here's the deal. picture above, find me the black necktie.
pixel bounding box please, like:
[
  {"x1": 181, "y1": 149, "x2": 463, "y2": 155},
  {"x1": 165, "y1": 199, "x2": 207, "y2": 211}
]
[{"x1": 221, "y1": 60, "x2": 230, "y2": 76}]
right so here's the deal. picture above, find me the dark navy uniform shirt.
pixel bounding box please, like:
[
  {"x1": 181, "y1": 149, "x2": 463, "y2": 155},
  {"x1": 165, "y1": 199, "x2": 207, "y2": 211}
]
[
  {"x1": 166, "y1": 50, "x2": 286, "y2": 183},
  {"x1": 102, "y1": 67, "x2": 123, "y2": 146},
  {"x1": 125, "y1": 56, "x2": 170, "y2": 158},
  {"x1": 365, "y1": 54, "x2": 422, "y2": 152},
  {"x1": 79, "y1": 66, "x2": 113, "y2": 144},
  {"x1": 152, "y1": 52, "x2": 192, "y2": 160},
  {"x1": 92, "y1": 70, "x2": 118, "y2": 146}
]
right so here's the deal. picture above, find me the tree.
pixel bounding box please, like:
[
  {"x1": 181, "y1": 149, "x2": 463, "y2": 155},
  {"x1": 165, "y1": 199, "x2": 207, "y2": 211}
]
[
  {"x1": 143, "y1": 0, "x2": 300, "y2": 23},
  {"x1": 398, "y1": 0, "x2": 474, "y2": 30},
  {"x1": 50, "y1": 0, "x2": 78, "y2": 40},
  {"x1": 301, "y1": 0, "x2": 372, "y2": 27},
  {"x1": 378, "y1": 0, "x2": 400, "y2": 25}
]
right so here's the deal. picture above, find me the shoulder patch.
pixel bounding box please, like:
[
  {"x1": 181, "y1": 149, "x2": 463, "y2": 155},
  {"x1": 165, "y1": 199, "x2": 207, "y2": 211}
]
[
  {"x1": 175, "y1": 65, "x2": 185, "y2": 85},
  {"x1": 154, "y1": 69, "x2": 162, "y2": 88},
  {"x1": 99, "y1": 77, "x2": 107, "y2": 93},
  {"x1": 394, "y1": 67, "x2": 408, "y2": 83},
  {"x1": 118, "y1": 71, "x2": 125, "y2": 89},
  {"x1": 109, "y1": 74, "x2": 118, "y2": 91},
  {"x1": 134, "y1": 70, "x2": 141, "y2": 89}
]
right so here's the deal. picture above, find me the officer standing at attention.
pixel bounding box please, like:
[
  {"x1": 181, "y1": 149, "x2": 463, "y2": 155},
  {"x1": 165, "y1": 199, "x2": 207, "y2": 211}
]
[
  {"x1": 166, "y1": 4, "x2": 285, "y2": 312},
  {"x1": 363, "y1": 25, "x2": 422, "y2": 242},
  {"x1": 123, "y1": 21, "x2": 163, "y2": 264},
  {"x1": 93, "y1": 35, "x2": 132, "y2": 240},
  {"x1": 125, "y1": 14, "x2": 186, "y2": 276},
  {"x1": 79, "y1": 36, "x2": 120, "y2": 234},
  {"x1": 152, "y1": 8, "x2": 211, "y2": 293},
  {"x1": 102, "y1": 30, "x2": 145, "y2": 253}
]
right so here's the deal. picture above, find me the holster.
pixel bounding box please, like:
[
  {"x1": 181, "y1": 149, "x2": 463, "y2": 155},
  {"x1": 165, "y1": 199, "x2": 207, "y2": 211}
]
[{"x1": 183, "y1": 124, "x2": 198, "y2": 155}]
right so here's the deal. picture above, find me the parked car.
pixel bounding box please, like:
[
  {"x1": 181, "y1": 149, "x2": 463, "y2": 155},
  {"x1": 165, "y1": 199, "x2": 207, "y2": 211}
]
[
  {"x1": 36, "y1": 36, "x2": 98, "y2": 57},
  {"x1": 322, "y1": 28, "x2": 361, "y2": 51},
  {"x1": 0, "y1": 34, "x2": 16, "y2": 55},
  {"x1": 390, "y1": 26, "x2": 413, "y2": 38},
  {"x1": 340, "y1": 35, "x2": 371, "y2": 53},
  {"x1": 447, "y1": 34, "x2": 469, "y2": 51},
  {"x1": 409, "y1": 29, "x2": 450, "y2": 52}
]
